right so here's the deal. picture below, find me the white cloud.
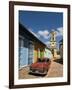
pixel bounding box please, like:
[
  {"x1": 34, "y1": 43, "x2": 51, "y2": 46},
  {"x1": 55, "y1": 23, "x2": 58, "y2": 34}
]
[
  {"x1": 45, "y1": 41, "x2": 51, "y2": 48},
  {"x1": 38, "y1": 30, "x2": 49, "y2": 39},
  {"x1": 51, "y1": 27, "x2": 63, "y2": 37},
  {"x1": 28, "y1": 27, "x2": 63, "y2": 41},
  {"x1": 57, "y1": 27, "x2": 63, "y2": 36},
  {"x1": 44, "y1": 27, "x2": 63, "y2": 48},
  {"x1": 45, "y1": 41, "x2": 50, "y2": 45}
]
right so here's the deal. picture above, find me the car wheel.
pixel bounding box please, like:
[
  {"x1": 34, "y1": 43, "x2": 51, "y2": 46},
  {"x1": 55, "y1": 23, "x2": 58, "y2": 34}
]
[
  {"x1": 44, "y1": 70, "x2": 48, "y2": 75},
  {"x1": 32, "y1": 70, "x2": 35, "y2": 72}
]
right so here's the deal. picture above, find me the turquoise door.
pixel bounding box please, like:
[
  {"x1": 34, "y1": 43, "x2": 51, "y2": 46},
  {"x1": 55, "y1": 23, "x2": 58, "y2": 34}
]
[
  {"x1": 19, "y1": 37, "x2": 28, "y2": 69},
  {"x1": 19, "y1": 36, "x2": 34, "y2": 69},
  {"x1": 19, "y1": 47, "x2": 28, "y2": 68},
  {"x1": 28, "y1": 42, "x2": 34, "y2": 64}
]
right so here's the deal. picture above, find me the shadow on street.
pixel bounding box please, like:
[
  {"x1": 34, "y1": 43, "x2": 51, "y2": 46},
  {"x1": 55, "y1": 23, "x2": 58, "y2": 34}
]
[
  {"x1": 54, "y1": 58, "x2": 63, "y2": 64},
  {"x1": 28, "y1": 72, "x2": 46, "y2": 77}
]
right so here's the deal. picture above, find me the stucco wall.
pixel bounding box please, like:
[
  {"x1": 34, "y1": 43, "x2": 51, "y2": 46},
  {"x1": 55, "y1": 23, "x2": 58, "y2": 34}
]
[
  {"x1": 44, "y1": 48, "x2": 53, "y2": 59},
  {"x1": 34, "y1": 42, "x2": 45, "y2": 63}
]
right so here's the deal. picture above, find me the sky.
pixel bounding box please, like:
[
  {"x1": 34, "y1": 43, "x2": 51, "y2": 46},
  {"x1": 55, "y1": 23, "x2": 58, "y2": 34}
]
[{"x1": 19, "y1": 10, "x2": 63, "y2": 49}]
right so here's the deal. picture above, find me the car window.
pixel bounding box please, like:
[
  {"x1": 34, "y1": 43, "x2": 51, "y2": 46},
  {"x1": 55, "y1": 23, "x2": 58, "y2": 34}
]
[{"x1": 38, "y1": 58, "x2": 41, "y2": 62}]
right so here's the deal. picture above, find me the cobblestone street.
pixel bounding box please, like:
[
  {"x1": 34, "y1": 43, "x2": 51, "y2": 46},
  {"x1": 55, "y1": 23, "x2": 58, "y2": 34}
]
[
  {"x1": 45, "y1": 61, "x2": 63, "y2": 77},
  {"x1": 19, "y1": 61, "x2": 63, "y2": 79}
]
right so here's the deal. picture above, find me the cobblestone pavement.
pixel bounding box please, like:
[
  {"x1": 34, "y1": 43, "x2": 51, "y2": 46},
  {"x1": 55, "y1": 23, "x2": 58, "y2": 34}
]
[
  {"x1": 19, "y1": 61, "x2": 63, "y2": 79},
  {"x1": 46, "y1": 61, "x2": 63, "y2": 77}
]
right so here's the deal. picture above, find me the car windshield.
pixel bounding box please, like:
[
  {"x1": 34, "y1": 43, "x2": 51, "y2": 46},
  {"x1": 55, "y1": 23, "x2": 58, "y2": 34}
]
[{"x1": 38, "y1": 58, "x2": 50, "y2": 62}]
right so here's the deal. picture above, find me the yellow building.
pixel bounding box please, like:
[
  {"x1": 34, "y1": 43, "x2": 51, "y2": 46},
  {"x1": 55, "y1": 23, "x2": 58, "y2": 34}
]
[{"x1": 34, "y1": 43, "x2": 45, "y2": 63}]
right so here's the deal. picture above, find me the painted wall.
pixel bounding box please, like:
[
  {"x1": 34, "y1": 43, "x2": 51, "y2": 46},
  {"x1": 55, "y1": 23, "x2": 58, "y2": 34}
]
[
  {"x1": 40, "y1": 51, "x2": 44, "y2": 59},
  {"x1": 34, "y1": 50, "x2": 38, "y2": 63},
  {"x1": 19, "y1": 35, "x2": 34, "y2": 68},
  {"x1": 34, "y1": 42, "x2": 45, "y2": 62},
  {"x1": 44, "y1": 48, "x2": 53, "y2": 59},
  {"x1": 34, "y1": 43, "x2": 53, "y2": 62},
  {"x1": 19, "y1": 47, "x2": 28, "y2": 68},
  {"x1": 60, "y1": 45, "x2": 63, "y2": 58}
]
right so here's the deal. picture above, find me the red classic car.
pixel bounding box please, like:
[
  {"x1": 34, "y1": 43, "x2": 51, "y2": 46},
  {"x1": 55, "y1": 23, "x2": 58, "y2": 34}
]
[{"x1": 29, "y1": 58, "x2": 51, "y2": 75}]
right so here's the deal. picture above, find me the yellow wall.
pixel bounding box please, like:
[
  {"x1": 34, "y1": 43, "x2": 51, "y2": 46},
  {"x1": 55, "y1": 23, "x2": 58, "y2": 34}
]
[
  {"x1": 33, "y1": 42, "x2": 45, "y2": 63},
  {"x1": 34, "y1": 50, "x2": 38, "y2": 63},
  {"x1": 40, "y1": 51, "x2": 44, "y2": 59}
]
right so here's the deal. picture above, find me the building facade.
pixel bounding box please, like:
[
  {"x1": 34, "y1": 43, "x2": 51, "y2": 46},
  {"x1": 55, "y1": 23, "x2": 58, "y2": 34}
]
[
  {"x1": 19, "y1": 23, "x2": 52, "y2": 69},
  {"x1": 59, "y1": 39, "x2": 63, "y2": 59}
]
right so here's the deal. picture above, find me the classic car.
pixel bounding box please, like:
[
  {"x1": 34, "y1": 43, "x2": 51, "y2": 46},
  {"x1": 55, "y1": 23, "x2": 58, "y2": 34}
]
[{"x1": 29, "y1": 58, "x2": 51, "y2": 75}]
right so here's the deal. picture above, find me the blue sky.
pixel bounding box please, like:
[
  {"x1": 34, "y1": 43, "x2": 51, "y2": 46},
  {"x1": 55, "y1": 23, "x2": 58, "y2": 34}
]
[{"x1": 19, "y1": 11, "x2": 63, "y2": 49}]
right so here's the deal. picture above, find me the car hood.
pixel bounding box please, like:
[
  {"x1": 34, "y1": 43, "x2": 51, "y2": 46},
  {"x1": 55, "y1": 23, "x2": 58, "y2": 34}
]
[{"x1": 30, "y1": 62, "x2": 48, "y2": 69}]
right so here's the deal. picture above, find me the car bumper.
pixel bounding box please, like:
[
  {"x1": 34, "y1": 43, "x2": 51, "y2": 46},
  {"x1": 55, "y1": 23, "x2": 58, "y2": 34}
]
[{"x1": 29, "y1": 70, "x2": 47, "y2": 75}]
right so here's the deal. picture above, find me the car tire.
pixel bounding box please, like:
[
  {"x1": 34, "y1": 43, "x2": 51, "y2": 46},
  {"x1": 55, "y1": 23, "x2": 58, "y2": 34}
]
[{"x1": 44, "y1": 70, "x2": 48, "y2": 75}]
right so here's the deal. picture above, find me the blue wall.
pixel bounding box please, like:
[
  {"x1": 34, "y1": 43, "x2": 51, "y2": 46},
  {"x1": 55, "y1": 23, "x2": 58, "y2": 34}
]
[{"x1": 19, "y1": 47, "x2": 28, "y2": 68}]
